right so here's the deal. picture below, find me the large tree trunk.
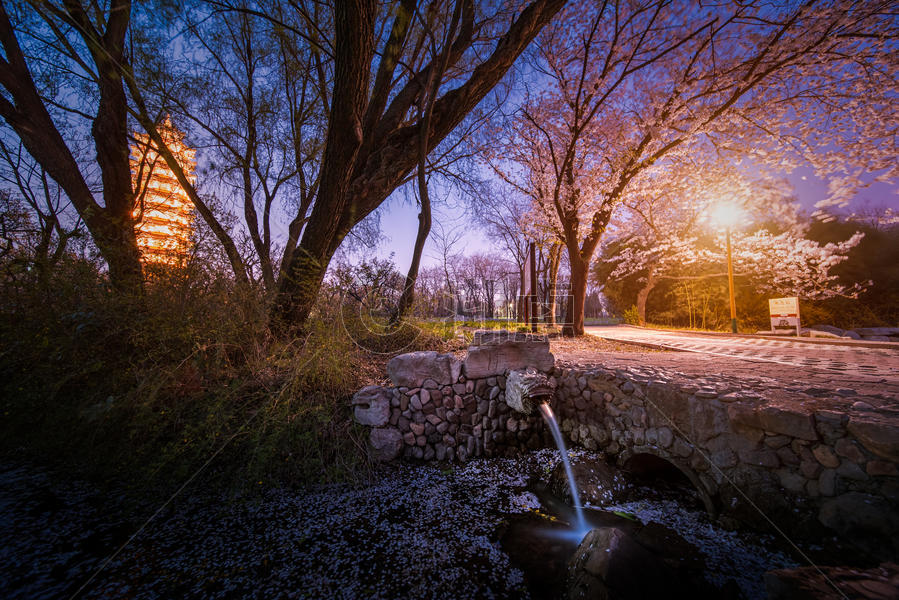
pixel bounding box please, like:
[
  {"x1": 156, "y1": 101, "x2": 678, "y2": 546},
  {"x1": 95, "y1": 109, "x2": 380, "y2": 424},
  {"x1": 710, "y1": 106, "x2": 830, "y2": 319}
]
[
  {"x1": 564, "y1": 253, "x2": 587, "y2": 336},
  {"x1": 635, "y1": 266, "x2": 657, "y2": 326},
  {"x1": 544, "y1": 241, "x2": 562, "y2": 326},
  {"x1": 272, "y1": 0, "x2": 377, "y2": 330},
  {"x1": 0, "y1": 2, "x2": 144, "y2": 295},
  {"x1": 271, "y1": 0, "x2": 565, "y2": 334}
]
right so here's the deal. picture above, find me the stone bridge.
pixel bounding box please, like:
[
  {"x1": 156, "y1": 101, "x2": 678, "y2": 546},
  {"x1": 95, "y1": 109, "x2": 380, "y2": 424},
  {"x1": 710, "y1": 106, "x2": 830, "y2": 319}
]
[{"x1": 352, "y1": 331, "x2": 899, "y2": 557}]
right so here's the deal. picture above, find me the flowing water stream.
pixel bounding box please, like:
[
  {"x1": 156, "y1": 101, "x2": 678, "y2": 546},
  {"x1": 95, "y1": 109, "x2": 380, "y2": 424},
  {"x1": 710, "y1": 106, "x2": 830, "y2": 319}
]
[{"x1": 537, "y1": 402, "x2": 587, "y2": 535}]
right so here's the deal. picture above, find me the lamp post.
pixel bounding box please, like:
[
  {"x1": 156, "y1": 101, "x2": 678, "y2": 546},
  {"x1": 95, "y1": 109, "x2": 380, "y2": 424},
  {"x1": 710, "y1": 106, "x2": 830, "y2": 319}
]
[
  {"x1": 724, "y1": 227, "x2": 737, "y2": 334},
  {"x1": 711, "y1": 201, "x2": 744, "y2": 334}
]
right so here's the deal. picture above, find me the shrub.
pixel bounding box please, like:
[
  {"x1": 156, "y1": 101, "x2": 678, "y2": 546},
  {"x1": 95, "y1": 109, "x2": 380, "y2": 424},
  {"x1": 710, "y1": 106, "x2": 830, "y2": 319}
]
[
  {"x1": 0, "y1": 260, "x2": 452, "y2": 498},
  {"x1": 622, "y1": 305, "x2": 641, "y2": 325}
]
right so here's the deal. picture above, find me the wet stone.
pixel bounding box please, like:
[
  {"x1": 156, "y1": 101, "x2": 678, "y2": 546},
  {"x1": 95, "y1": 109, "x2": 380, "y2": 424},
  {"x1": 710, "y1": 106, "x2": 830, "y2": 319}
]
[
  {"x1": 834, "y1": 438, "x2": 866, "y2": 463},
  {"x1": 819, "y1": 469, "x2": 837, "y2": 497},
  {"x1": 800, "y1": 460, "x2": 822, "y2": 479},
  {"x1": 657, "y1": 428, "x2": 674, "y2": 448},
  {"x1": 836, "y1": 460, "x2": 868, "y2": 481},
  {"x1": 867, "y1": 460, "x2": 898, "y2": 477},
  {"x1": 764, "y1": 435, "x2": 792, "y2": 449},
  {"x1": 777, "y1": 469, "x2": 806, "y2": 494},
  {"x1": 774, "y1": 446, "x2": 798, "y2": 466}
]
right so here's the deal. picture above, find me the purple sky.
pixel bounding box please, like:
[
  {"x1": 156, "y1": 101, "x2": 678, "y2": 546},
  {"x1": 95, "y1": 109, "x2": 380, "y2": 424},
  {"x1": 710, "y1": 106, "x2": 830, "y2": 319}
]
[{"x1": 370, "y1": 166, "x2": 899, "y2": 274}]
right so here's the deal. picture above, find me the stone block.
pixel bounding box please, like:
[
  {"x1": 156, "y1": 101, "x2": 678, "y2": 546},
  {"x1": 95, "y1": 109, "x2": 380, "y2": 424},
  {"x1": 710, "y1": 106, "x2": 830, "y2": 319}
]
[
  {"x1": 646, "y1": 383, "x2": 688, "y2": 427},
  {"x1": 688, "y1": 398, "x2": 728, "y2": 442},
  {"x1": 847, "y1": 415, "x2": 899, "y2": 462},
  {"x1": 800, "y1": 460, "x2": 821, "y2": 479},
  {"x1": 764, "y1": 435, "x2": 792, "y2": 449},
  {"x1": 657, "y1": 427, "x2": 673, "y2": 448},
  {"x1": 812, "y1": 445, "x2": 840, "y2": 468},
  {"x1": 834, "y1": 438, "x2": 865, "y2": 463},
  {"x1": 352, "y1": 385, "x2": 391, "y2": 427},
  {"x1": 727, "y1": 402, "x2": 763, "y2": 431},
  {"x1": 818, "y1": 469, "x2": 836, "y2": 496},
  {"x1": 712, "y1": 449, "x2": 737, "y2": 469},
  {"x1": 369, "y1": 427, "x2": 403, "y2": 461},
  {"x1": 757, "y1": 406, "x2": 817, "y2": 441},
  {"x1": 741, "y1": 449, "x2": 780, "y2": 469},
  {"x1": 387, "y1": 351, "x2": 461, "y2": 387},
  {"x1": 463, "y1": 336, "x2": 554, "y2": 379},
  {"x1": 777, "y1": 469, "x2": 806, "y2": 494},
  {"x1": 867, "y1": 460, "x2": 898, "y2": 477},
  {"x1": 672, "y1": 438, "x2": 693, "y2": 457},
  {"x1": 836, "y1": 460, "x2": 868, "y2": 481},
  {"x1": 814, "y1": 410, "x2": 848, "y2": 443}
]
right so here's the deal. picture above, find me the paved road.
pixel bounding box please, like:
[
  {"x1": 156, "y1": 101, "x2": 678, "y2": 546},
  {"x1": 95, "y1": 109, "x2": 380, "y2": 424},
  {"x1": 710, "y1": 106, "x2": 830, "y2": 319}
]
[{"x1": 585, "y1": 326, "x2": 899, "y2": 381}]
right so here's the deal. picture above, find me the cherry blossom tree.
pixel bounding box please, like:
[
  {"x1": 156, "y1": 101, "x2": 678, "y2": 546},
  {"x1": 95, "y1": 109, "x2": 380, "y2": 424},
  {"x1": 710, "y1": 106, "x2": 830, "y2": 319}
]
[
  {"x1": 604, "y1": 165, "x2": 867, "y2": 325},
  {"x1": 490, "y1": 0, "x2": 897, "y2": 335}
]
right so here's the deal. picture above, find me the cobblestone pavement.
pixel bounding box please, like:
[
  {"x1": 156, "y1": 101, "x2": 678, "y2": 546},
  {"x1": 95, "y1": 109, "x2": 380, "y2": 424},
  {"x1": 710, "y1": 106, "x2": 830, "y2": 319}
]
[{"x1": 585, "y1": 326, "x2": 899, "y2": 382}]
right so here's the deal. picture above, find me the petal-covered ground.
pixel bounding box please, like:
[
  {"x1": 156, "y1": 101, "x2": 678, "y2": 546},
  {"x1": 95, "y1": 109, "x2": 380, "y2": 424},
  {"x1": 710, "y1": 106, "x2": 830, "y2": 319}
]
[{"x1": 1, "y1": 450, "x2": 796, "y2": 600}]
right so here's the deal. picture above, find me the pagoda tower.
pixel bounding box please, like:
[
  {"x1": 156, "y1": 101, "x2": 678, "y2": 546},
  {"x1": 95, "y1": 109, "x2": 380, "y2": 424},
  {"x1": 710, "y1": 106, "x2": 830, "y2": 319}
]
[{"x1": 131, "y1": 118, "x2": 196, "y2": 266}]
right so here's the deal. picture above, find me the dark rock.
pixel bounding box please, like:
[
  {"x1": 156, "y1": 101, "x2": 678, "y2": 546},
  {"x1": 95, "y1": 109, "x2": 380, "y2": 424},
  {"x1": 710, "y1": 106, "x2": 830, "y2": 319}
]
[
  {"x1": 812, "y1": 445, "x2": 840, "y2": 468},
  {"x1": 369, "y1": 427, "x2": 403, "y2": 461},
  {"x1": 834, "y1": 438, "x2": 866, "y2": 463},
  {"x1": 819, "y1": 493, "x2": 899, "y2": 559},
  {"x1": 567, "y1": 527, "x2": 676, "y2": 600},
  {"x1": 766, "y1": 562, "x2": 899, "y2": 600},
  {"x1": 809, "y1": 324, "x2": 846, "y2": 337},
  {"x1": 868, "y1": 460, "x2": 899, "y2": 477},
  {"x1": 847, "y1": 415, "x2": 899, "y2": 461}
]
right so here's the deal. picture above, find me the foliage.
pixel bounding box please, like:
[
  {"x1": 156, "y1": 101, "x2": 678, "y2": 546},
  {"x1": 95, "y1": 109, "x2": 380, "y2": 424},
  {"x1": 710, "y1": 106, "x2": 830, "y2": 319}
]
[
  {"x1": 0, "y1": 253, "x2": 450, "y2": 497},
  {"x1": 600, "y1": 214, "x2": 899, "y2": 331},
  {"x1": 622, "y1": 305, "x2": 641, "y2": 326},
  {"x1": 485, "y1": 0, "x2": 897, "y2": 334}
]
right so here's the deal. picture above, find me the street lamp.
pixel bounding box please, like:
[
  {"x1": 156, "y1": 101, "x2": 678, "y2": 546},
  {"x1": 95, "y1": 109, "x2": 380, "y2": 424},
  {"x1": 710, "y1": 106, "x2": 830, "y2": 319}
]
[{"x1": 710, "y1": 201, "x2": 744, "y2": 334}]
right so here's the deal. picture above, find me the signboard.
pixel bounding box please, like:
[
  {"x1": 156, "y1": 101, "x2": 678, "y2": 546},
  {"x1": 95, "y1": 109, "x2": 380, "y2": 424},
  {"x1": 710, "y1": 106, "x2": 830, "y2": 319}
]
[{"x1": 769, "y1": 297, "x2": 800, "y2": 335}]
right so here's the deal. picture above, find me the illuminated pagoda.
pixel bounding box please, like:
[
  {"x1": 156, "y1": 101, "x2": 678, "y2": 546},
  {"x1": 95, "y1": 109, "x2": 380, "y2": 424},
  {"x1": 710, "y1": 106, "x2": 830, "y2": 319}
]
[{"x1": 131, "y1": 118, "x2": 196, "y2": 267}]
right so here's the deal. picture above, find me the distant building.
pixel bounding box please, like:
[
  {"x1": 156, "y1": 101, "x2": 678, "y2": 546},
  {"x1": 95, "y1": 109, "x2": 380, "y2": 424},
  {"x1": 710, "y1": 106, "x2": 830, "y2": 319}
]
[{"x1": 131, "y1": 118, "x2": 195, "y2": 267}]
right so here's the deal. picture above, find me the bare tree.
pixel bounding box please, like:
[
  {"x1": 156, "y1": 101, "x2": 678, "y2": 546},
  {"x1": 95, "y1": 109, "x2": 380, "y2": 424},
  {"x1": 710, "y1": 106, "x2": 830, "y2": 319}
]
[
  {"x1": 267, "y1": 0, "x2": 567, "y2": 332},
  {"x1": 0, "y1": 1, "x2": 143, "y2": 293}
]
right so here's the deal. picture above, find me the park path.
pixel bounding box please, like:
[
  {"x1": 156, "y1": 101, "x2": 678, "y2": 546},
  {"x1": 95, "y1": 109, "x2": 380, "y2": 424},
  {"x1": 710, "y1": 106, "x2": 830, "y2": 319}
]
[{"x1": 585, "y1": 325, "x2": 899, "y2": 382}]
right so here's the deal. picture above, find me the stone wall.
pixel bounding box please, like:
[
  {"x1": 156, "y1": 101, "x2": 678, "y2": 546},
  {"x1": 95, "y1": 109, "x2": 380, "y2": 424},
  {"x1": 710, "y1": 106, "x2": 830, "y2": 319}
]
[
  {"x1": 351, "y1": 333, "x2": 556, "y2": 462},
  {"x1": 352, "y1": 332, "x2": 899, "y2": 555},
  {"x1": 551, "y1": 361, "x2": 899, "y2": 548}
]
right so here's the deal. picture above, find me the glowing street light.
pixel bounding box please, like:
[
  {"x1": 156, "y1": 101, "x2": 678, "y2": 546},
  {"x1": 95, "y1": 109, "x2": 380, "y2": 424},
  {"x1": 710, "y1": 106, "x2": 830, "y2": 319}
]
[{"x1": 710, "y1": 201, "x2": 745, "y2": 334}]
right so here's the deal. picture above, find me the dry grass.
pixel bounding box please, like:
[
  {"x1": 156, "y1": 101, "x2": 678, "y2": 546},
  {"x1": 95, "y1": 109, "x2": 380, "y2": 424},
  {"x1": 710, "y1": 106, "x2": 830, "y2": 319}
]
[{"x1": 550, "y1": 334, "x2": 669, "y2": 362}]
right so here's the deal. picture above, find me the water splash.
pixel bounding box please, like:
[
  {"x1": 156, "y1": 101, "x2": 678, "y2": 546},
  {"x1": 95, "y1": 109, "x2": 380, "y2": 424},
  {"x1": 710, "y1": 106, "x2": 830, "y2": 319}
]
[{"x1": 538, "y1": 402, "x2": 587, "y2": 534}]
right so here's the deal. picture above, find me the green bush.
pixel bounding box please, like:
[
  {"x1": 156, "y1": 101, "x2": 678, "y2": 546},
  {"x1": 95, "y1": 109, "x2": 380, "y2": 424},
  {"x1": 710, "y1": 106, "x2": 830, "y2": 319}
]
[
  {"x1": 622, "y1": 305, "x2": 641, "y2": 325},
  {"x1": 0, "y1": 260, "x2": 453, "y2": 497}
]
